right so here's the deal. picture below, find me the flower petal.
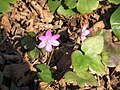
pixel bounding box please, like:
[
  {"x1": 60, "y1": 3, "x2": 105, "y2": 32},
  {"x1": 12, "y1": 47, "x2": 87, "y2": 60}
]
[
  {"x1": 51, "y1": 34, "x2": 60, "y2": 40},
  {"x1": 81, "y1": 36, "x2": 86, "y2": 42},
  {"x1": 45, "y1": 30, "x2": 52, "y2": 38},
  {"x1": 38, "y1": 42, "x2": 46, "y2": 48},
  {"x1": 82, "y1": 24, "x2": 88, "y2": 32},
  {"x1": 38, "y1": 36, "x2": 47, "y2": 41},
  {"x1": 82, "y1": 30, "x2": 90, "y2": 36},
  {"x1": 51, "y1": 40, "x2": 60, "y2": 46},
  {"x1": 46, "y1": 44, "x2": 52, "y2": 52}
]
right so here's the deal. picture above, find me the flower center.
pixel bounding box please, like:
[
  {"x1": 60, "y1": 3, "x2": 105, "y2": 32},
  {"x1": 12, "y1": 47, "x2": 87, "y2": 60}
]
[{"x1": 47, "y1": 38, "x2": 52, "y2": 44}]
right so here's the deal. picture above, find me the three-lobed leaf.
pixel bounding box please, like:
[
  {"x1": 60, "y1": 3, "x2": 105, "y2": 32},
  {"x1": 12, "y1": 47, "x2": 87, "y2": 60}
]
[
  {"x1": 36, "y1": 64, "x2": 54, "y2": 83},
  {"x1": 110, "y1": 6, "x2": 120, "y2": 40},
  {"x1": 72, "y1": 50, "x2": 105, "y2": 75}
]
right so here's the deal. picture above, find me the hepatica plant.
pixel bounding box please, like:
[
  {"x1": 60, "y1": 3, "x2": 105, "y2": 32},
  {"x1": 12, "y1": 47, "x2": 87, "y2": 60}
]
[
  {"x1": 38, "y1": 30, "x2": 60, "y2": 52},
  {"x1": 65, "y1": 35, "x2": 105, "y2": 87},
  {"x1": 22, "y1": 31, "x2": 59, "y2": 83},
  {"x1": 48, "y1": 0, "x2": 120, "y2": 17},
  {"x1": 48, "y1": 0, "x2": 99, "y2": 17}
]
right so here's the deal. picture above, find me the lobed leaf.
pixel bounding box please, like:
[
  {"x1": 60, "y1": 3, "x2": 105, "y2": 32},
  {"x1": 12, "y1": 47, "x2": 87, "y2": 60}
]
[{"x1": 36, "y1": 64, "x2": 54, "y2": 83}]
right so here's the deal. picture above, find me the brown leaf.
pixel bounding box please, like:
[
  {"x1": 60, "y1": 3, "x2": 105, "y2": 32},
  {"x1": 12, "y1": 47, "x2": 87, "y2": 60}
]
[
  {"x1": 90, "y1": 21, "x2": 105, "y2": 35},
  {"x1": 1, "y1": 14, "x2": 11, "y2": 33},
  {"x1": 30, "y1": 1, "x2": 54, "y2": 23},
  {"x1": 115, "y1": 63, "x2": 120, "y2": 72},
  {"x1": 38, "y1": 82, "x2": 54, "y2": 90}
]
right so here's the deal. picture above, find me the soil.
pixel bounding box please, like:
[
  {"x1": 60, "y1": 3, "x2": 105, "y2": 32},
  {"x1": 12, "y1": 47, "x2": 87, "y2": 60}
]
[{"x1": 0, "y1": 0, "x2": 120, "y2": 90}]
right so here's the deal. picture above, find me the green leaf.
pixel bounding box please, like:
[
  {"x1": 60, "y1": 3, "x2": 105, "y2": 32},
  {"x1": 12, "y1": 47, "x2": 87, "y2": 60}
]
[
  {"x1": 36, "y1": 64, "x2": 54, "y2": 83},
  {"x1": 28, "y1": 47, "x2": 41, "y2": 59},
  {"x1": 48, "y1": 0, "x2": 62, "y2": 13},
  {"x1": 0, "y1": 1, "x2": 10, "y2": 12},
  {"x1": 65, "y1": 71, "x2": 86, "y2": 87},
  {"x1": 110, "y1": 6, "x2": 120, "y2": 40},
  {"x1": 65, "y1": 0, "x2": 77, "y2": 9},
  {"x1": 64, "y1": 71, "x2": 79, "y2": 83},
  {"x1": 87, "y1": 54, "x2": 105, "y2": 74},
  {"x1": 57, "y1": 5, "x2": 75, "y2": 17},
  {"x1": 72, "y1": 50, "x2": 88, "y2": 72},
  {"x1": 81, "y1": 35, "x2": 104, "y2": 55},
  {"x1": 77, "y1": 72, "x2": 98, "y2": 86},
  {"x1": 109, "y1": 0, "x2": 120, "y2": 4},
  {"x1": 0, "y1": 71, "x2": 3, "y2": 85},
  {"x1": 96, "y1": 29, "x2": 112, "y2": 43},
  {"x1": 7, "y1": 0, "x2": 18, "y2": 4},
  {"x1": 77, "y1": 0, "x2": 99, "y2": 14},
  {"x1": 64, "y1": 71, "x2": 98, "y2": 87},
  {"x1": 0, "y1": 0, "x2": 17, "y2": 16},
  {"x1": 21, "y1": 32, "x2": 36, "y2": 50},
  {"x1": 28, "y1": 32, "x2": 36, "y2": 37},
  {"x1": 0, "y1": 13, "x2": 3, "y2": 17}
]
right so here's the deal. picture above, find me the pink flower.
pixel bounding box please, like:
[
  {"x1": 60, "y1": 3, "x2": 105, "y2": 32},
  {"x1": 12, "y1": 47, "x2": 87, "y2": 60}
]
[
  {"x1": 38, "y1": 30, "x2": 60, "y2": 52},
  {"x1": 81, "y1": 24, "x2": 90, "y2": 43}
]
